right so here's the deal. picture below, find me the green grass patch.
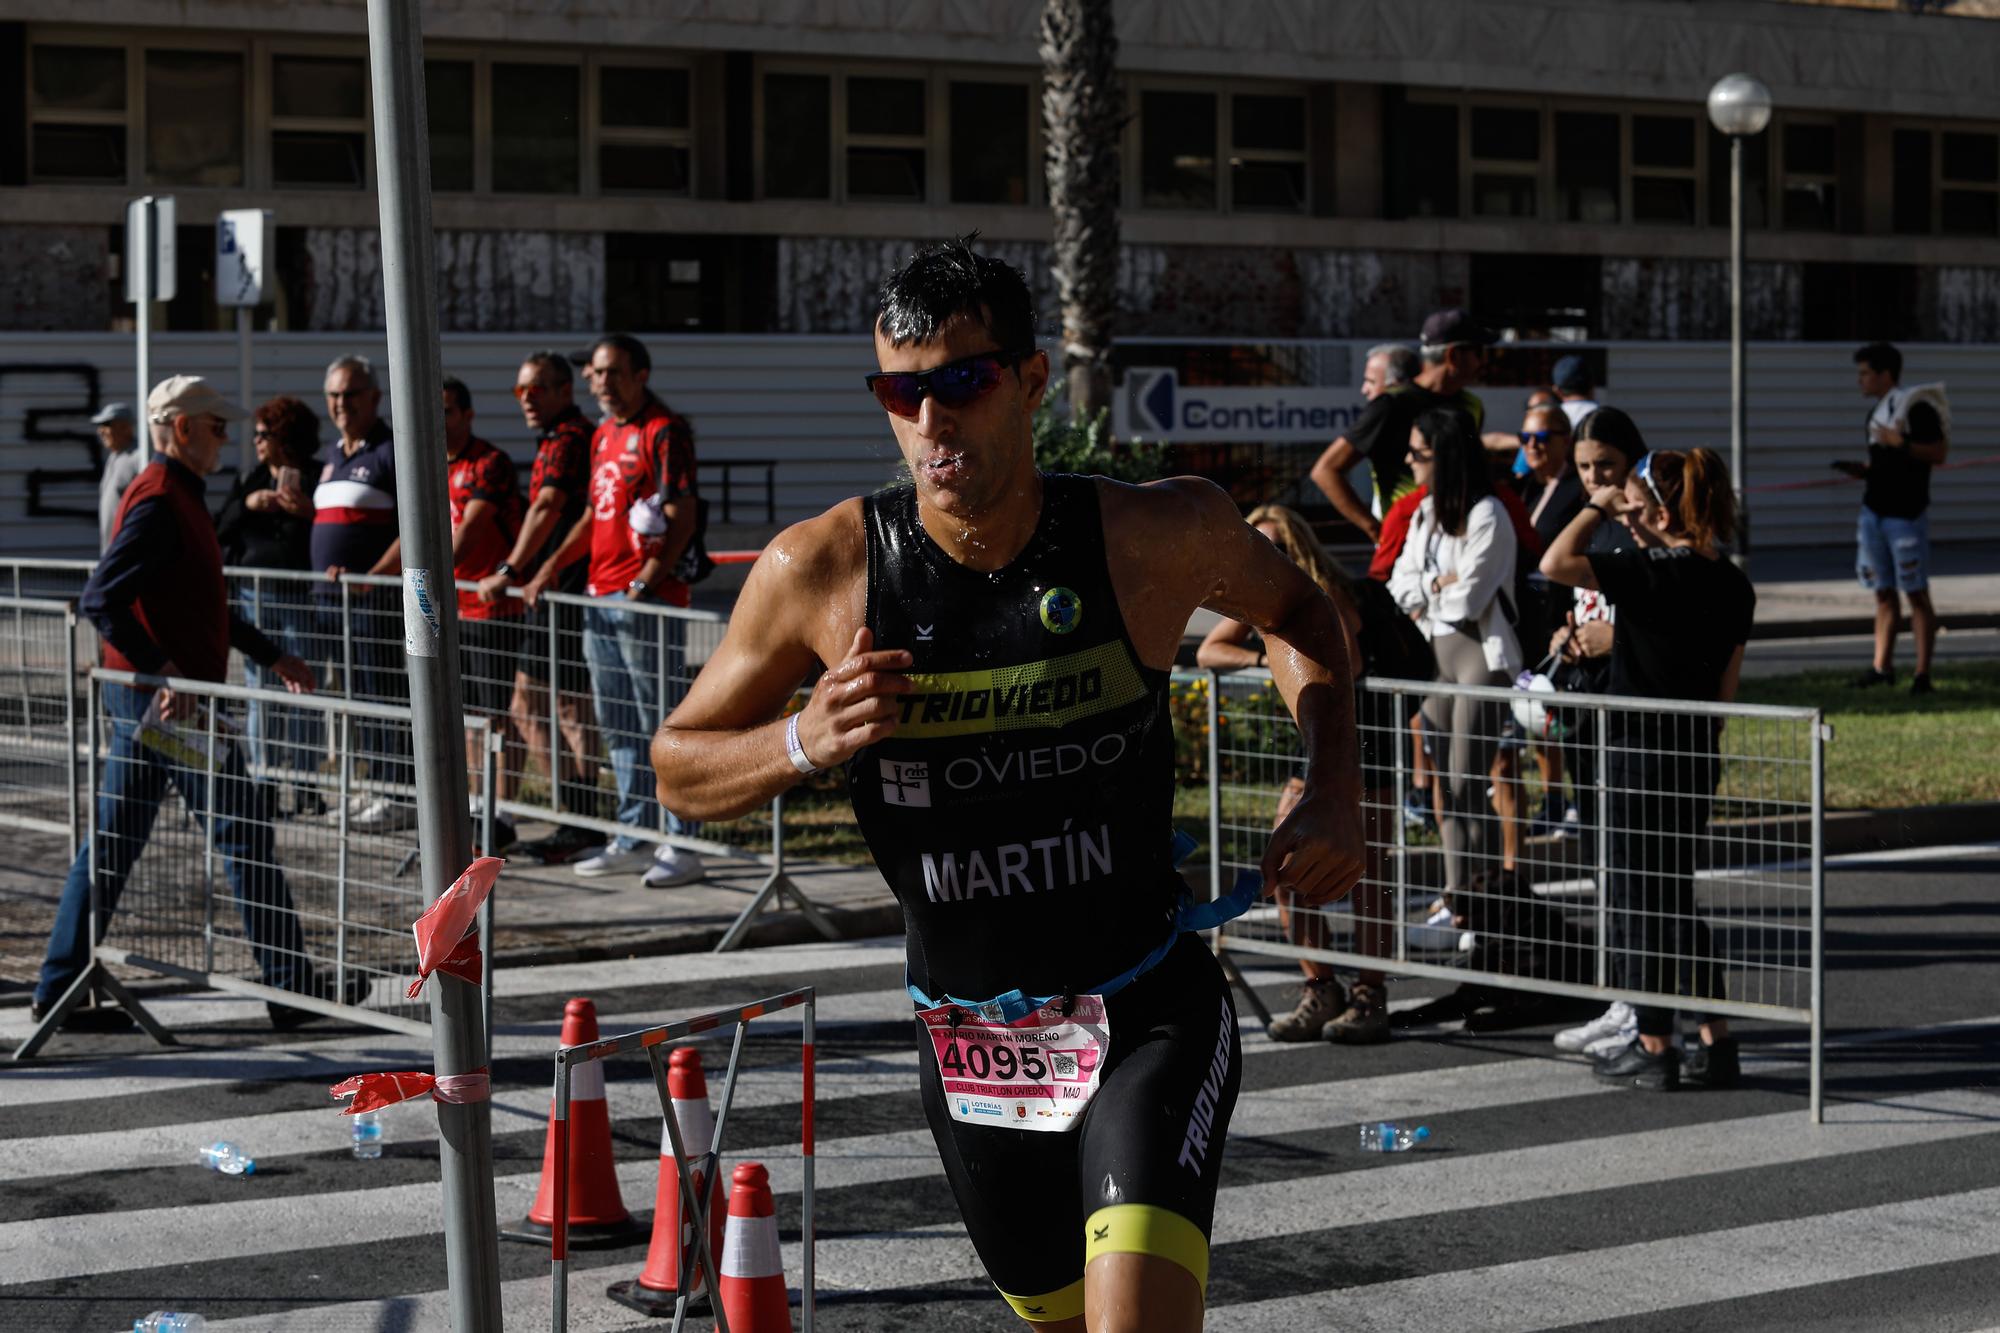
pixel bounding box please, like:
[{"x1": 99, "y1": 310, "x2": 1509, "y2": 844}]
[{"x1": 1735, "y1": 660, "x2": 2000, "y2": 809}]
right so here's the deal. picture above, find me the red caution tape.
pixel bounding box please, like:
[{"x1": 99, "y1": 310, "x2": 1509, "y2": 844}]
[
  {"x1": 330, "y1": 1068, "x2": 492, "y2": 1115},
  {"x1": 407, "y1": 856, "x2": 502, "y2": 999}
]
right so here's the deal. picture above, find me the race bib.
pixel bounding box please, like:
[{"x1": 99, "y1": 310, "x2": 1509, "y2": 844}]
[{"x1": 920, "y1": 995, "x2": 1109, "y2": 1133}]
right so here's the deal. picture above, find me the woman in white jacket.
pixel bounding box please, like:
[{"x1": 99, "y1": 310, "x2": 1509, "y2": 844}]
[{"x1": 1389, "y1": 407, "x2": 1521, "y2": 897}]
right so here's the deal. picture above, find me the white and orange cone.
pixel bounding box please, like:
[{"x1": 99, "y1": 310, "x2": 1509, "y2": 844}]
[
  {"x1": 607, "y1": 1046, "x2": 729, "y2": 1315},
  {"x1": 506, "y1": 996, "x2": 645, "y2": 1247},
  {"x1": 718, "y1": 1161, "x2": 792, "y2": 1332}
]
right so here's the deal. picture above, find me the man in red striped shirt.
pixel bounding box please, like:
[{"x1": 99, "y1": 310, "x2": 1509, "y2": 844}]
[{"x1": 526, "y1": 335, "x2": 705, "y2": 887}]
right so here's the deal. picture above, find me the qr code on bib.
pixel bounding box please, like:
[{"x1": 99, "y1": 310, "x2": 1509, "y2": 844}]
[{"x1": 1051, "y1": 1052, "x2": 1079, "y2": 1080}]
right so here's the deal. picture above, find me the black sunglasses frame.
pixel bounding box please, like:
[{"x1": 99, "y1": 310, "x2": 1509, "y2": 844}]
[{"x1": 864, "y1": 346, "x2": 1039, "y2": 418}]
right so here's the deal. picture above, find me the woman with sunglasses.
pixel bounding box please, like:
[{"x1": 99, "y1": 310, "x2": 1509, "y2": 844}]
[
  {"x1": 653, "y1": 239, "x2": 1364, "y2": 1333},
  {"x1": 1540, "y1": 446, "x2": 1753, "y2": 1091},
  {"x1": 1511, "y1": 402, "x2": 1584, "y2": 838},
  {"x1": 1389, "y1": 406, "x2": 1521, "y2": 906},
  {"x1": 214, "y1": 395, "x2": 325, "y2": 812}
]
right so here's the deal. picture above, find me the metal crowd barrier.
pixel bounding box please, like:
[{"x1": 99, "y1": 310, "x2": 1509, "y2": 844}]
[
  {"x1": 0, "y1": 595, "x2": 83, "y2": 856},
  {"x1": 12, "y1": 669, "x2": 498, "y2": 1058},
  {"x1": 1204, "y1": 667, "x2": 1828, "y2": 1120}
]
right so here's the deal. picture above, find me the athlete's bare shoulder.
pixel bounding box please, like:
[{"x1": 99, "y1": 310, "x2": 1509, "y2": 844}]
[
  {"x1": 1093, "y1": 475, "x2": 1240, "y2": 667},
  {"x1": 735, "y1": 497, "x2": 870, "y2": 669}
]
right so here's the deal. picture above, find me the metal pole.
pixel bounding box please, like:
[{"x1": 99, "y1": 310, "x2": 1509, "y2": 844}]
[
  {"x1": 1392, "y1": 687, "x2": 1408, "y2": 964},
  {"x1": 363, "y1": 3, "x2": 502, "y2": 1327},
  {"x1": 1205, "y1": 670, "x2": 1221, "y2": 908},
  {"x1": 1809, "y1": 715, "x2": 1826, "y2": 1125},
  {"x1": 1595, "y1": 704, "x2": 1611, "y2": 989},
  {"x1": 1730, "y1": 133, "x2": 1749, "y2": 569},
  {"x1": 237, "y1": 307, "x2": 254, "y2": 476},
  {"x1": 135, "y1": 198, "x2": 152, "y2": 465}
]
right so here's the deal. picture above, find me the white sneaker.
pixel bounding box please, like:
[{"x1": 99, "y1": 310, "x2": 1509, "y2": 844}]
[
  {"x1": 351, "y1": 796, "x2": 417, "y2": 832},
  {"x1": 1584, "y1": 1021, "x2": 1640, "y2": 1059},
  {"x1": 1555, "y1": 1001, "x2": 1635, "y2": 1053},
  {"x1": 1408, "y1": 905, "x2": 1459, "y2": 951},
  {"x1": 642, "y1": 845, "x2": 706, "y2": 889},
  {"x1": 573, "y1": 844, "x2": 645, "y2": 877}
]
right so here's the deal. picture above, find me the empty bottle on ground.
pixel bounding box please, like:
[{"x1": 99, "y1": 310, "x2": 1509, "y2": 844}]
[
  {"x1": 134, "y1": 1313, "x2": 206, "y2": 1332},
  {"x1": 199, "y1": 1142, "x2": 255, "y2": 1175},
  {"x1": 1359, "y1": 1122, "x2": 1430, "y2": 1153}
]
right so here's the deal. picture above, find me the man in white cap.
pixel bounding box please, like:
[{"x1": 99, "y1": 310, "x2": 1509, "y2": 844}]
[
  {"x1": 92, "y1": 401, "x2": 143, "y2": 550},
  {"x1": 34, "y1": 376, "x2": 344, "y2": 1034}
]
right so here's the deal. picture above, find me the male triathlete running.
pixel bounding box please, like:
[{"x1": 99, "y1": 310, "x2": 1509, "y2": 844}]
[{"x1": 653, "y1": 240, "x2": 1364, "y2": 1331}]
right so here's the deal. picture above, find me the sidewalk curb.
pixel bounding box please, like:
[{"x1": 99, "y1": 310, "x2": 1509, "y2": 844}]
[
  {"x1": 1750, "y1": 612, "x2": 1999, "y2": 641},
  {"x1": 493, "y1": 899, "x2": 905, "y2": 970}
]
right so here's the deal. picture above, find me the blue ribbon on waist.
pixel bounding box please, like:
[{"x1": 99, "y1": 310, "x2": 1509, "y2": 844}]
[{"x1": 905, "y1": 831, "x2": 1262, "y2": 1023}]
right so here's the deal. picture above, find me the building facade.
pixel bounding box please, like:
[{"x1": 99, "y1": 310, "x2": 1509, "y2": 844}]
[{"x1": 8, "y1": 0, "x2": 2000, "y2": 342}]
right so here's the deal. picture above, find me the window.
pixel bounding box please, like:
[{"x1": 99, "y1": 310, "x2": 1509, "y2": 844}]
[
  {"x1": 763, "y1": 73, "x2": 830, "y2": 199},
  {"x1": 1230, "y1": 94, "x2": 1307, "y2": 213},
  {"x1": 846, "y1": 76, "x2": 926, "y2": 201},
  {"x1": 1555, "y1": 112, "x2": 1618, "y2": 223},
  {"x1": 427, "y1": 61, "x2": 475, "y2": 192},
  {"x1": 1389, "y1": 99, "x2": 1458, "y2": 218},
  {"x1": 29, "y1": 45, "x2": 127, "y2": 182},
  {"x1": 950, "y1": 81, "x2": 1030, "y2": 205},
  {"x1": 1140, "y1": 90, "x2": 1216, "y2": 210},
  {"x1": 1780, "y1": 121, "x2": 1838, "y2": 231},
  {"x1": 146, "y1": 50, "x2": 243, "y2": 187},
  {"x1": 491, "y1": 63, "x2": 579, "y2": 193},
  {"x1": 1630, "y1": 114, "x2": 1697, "y2": 225},
  {"x1": 1707, "y1": 125, "x2": 1769, "y2": 229},
  {"x1": 270, "y1": 55, "x2": 367, "y2": 188},
  {"x1": 1469, "y1": 106, "x2": 1539, "y2": 218},
  {"x1": 1939, "y1": 130, "x2": 1999, "y2": 236},
  {"x1": 598, "y1": 66, "x2": 692, "y2": 195}
]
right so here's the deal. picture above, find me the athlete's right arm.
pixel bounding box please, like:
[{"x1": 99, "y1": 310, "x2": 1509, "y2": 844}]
[{"x1": 651, "y1": 502, "x2": 914, "y2": 822}]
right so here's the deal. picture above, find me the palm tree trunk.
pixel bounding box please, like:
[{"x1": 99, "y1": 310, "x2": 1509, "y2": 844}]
[{"x1": 1040, "y1": 0, "x2": 1121, "y2": 424}]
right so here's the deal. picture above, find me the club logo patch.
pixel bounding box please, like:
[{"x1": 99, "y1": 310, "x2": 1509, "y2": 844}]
[
  {"x1": 879, "y1": 758, "x2": 930, "y2": 807},
  {"x1": 1038, "y1": 587, "x2": 1082, "y2": 635}
]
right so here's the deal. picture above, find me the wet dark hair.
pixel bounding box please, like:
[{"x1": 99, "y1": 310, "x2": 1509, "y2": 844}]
[
  {"x1": 1573, "y1": 406, "x2": 1648, "y2": 467},
  {"x1": 441, "y1": 375, "x2": 472, "y2": 414},
  {"x1": 1415, "y1": 406, "x2": 1490, "y2": 538},
  {"x1": 253, "y1": 395, "x2": 320, "y2": 469},
  {"x1": 875, "y1": 234, "x2": 1035, "y2": 354},
  {"x1": 590, "y1": 333, "x2": 652, "y2": 375},
  {"x1": 1853, "y1": 341, "x2": 1902, "y2": 380}
]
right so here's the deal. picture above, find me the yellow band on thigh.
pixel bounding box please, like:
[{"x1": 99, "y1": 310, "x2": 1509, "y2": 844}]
[
  {"x1": 996, "y1": 1277, "x2": 1084, "y2": 1323},
  {"x1": 1084, "y1": 1203, "x2": 1210, "y2": 1291}
]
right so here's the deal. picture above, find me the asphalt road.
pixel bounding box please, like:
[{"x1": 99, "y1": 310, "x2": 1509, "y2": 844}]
[{"x1": 1, "y1": 844, "x2": 1996, "y2": 1332}]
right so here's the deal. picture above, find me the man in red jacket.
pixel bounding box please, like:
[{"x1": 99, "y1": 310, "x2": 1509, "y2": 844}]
[{"x1": 34, "y1": 376, "x2": 338, "y2": 1032}]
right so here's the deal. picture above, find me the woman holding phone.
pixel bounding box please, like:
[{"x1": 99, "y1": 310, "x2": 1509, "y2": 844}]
[{"x1": 215, "y1": 395, "x2": 324, "y2": 811}]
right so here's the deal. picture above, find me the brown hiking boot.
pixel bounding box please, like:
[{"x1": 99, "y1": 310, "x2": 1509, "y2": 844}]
[
  {"x1": 1266, "y1": 978, "x2": 1346, "y2": 1042},
  {"x1": 1322, "y1": 984, "x2": 1391, "y2": 1045}
]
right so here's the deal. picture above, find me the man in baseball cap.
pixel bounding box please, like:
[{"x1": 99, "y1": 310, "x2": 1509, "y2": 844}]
[
  {"x1": 1549, "y1": 353, "x2": 1600, "y2": 430},
  {"x1": 33, "y1": 374, "x2": 339, "y2": 1036},
  {"x1": 92, "y1": 401, "x2": 142, "y2": 550}
]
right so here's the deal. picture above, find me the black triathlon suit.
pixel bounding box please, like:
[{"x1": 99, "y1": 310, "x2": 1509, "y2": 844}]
[{"x1": 848, "y1": 476, "x2": 1242, "y2": 1323}]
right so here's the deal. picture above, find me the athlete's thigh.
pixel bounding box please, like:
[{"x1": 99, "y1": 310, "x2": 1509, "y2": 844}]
[
  {"x1": 1075, "y1": 939, "x2": 1242, "y2": 1293},
  {"x1": 915, "y1": 1018, "x2": 1086, "y2": 1317}
]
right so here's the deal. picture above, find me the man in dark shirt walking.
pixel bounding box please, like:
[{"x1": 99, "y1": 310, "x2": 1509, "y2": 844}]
[
  {"x1": 1309, "y1": 309, "x2": 1490, "y2": 543},
  {"x1": 1838, "y1": 343, "x2": 1949, "y2": 695},
  {"x1": 476, "y1": 351, "x2": 599, "y2": 862},
  {"x1": 35, "y1": 376, "x2": 334, "y2": 1032}
]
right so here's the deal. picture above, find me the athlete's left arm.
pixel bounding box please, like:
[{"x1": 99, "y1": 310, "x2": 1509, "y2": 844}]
[{"x1": 1118, "y1": 478, "x2": 1365, "y2": 908}]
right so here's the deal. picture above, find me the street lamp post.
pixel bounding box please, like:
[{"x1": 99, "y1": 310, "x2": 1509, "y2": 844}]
[{"x1": 1707, "y1": 72, "x2": 1772, "y2": 568}]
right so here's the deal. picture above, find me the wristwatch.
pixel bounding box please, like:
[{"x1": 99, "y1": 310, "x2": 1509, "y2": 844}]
[
  {"x1": 626, "y1": 578, "x2": 649, "y2": 599},
  {"x1": 494, "y1": 561, "x2": 516, "y2": 578}
]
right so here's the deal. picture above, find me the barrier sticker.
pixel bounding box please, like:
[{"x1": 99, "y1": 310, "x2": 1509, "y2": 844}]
[{"x1": 403, "y1": 568, "x2": 440, "y2": 657}]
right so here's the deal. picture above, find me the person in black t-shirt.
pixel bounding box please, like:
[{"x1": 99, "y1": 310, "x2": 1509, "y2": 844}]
[
  {"x1": 1309, "y1": 309, "x2": 1490, "y2": 543},
  {"x1": 1511, "y1": 401, "x2": 1584, "y2": 838},
  {"x1": 1542, "y1": 446, "x2": 1754, "y2": 1093},
  {"x1": 1836, "y1": 343, "x2": 1949, "y2": 695}
]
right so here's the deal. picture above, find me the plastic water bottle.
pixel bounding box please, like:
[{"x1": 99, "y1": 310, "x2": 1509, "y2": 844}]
[
  {"x1": 351, "y1": 1110, "x2": 384, "y2": 1160},
  {"x1": 1358, "y1": 1122, "x2": 1430, "y2": 1153},
  {"x1": 198, "y1": 1141, "x2": 255, "y2": 1175},
  {"x1": 134, "y1": 1311, "x2": 206, "y2": 1331}
]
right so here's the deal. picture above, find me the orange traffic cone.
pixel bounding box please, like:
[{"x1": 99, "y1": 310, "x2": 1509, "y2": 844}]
[
  {"x1": 718, "y1": 1161, "x2": 792, "y2": 1331},
  {"x1": 606, "y1": 1047, "x2": 730, "y2": 1316},
  {"x1": 504, "y1": 996, "x2": 645, "y2": 1248}
]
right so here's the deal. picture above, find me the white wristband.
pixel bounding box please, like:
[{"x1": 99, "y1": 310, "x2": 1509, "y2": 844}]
[{"x1": 786, "y1": 712, "x2": 823, "y2": 775}]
